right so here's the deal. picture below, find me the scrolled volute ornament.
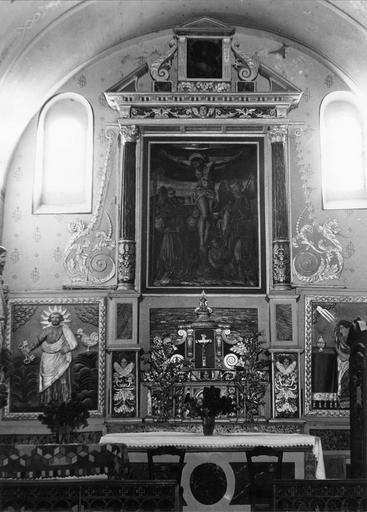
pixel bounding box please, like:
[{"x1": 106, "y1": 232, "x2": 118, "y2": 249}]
[
  {"x1": 64, "y1": 213, "x2": 116, "y2": 285},
  {"x1": 64, "y1": 129, "x2": 117, "y2": 286},
  {"x1": 176, "y1": 329, "x2": 188, "y2": 345},
  {"x1": 150, "y1": 39, "x2": 177, "y2": 82},
  {"x1": 231, "y1": 41, "x2": 259, "y2": 81}
]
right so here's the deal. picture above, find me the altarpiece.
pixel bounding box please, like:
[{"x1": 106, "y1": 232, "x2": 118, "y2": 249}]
[
  {"x1": 61, "y1": 17, "x2": 303, "y2": 421},
  {"x1": 102, "y1": 16, "x2": 302, "y2": 294}
]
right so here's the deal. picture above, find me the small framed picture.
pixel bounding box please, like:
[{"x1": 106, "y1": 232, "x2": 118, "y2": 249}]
[
  {"x1": 108, "y1": 297, "x2": 138, "y2": 346},
  {"x1": 269, "y1": 296, "x2": 298, "y2": 346}
]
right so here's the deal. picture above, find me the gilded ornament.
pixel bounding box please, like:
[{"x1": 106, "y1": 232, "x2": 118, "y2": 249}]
[
  {"x1": 178, "y1": 81, "x2": 231, "y2": 93},
  {"x1": 273, "y1": 354, "x2": 299, "y2": 418},
  {"x1": 268, "y1": 126, "x2": 288, "y2": 144},
  {"x1": 129, "y1": 105, "x2": 276, "y2": 120},
  {"x1": 112, "y1": 357, "x2": 136, "y2": 416},
  {"x1": 118, "y1": 240, "x2": 135, "y2": 284},
  {"x1": 119, "y1": 125, "x2": 140, "y2": 143},
  {"x1": 149, "y1": 39, "x2": 177, "y2": 82},
  {"x1": 63, "y1": 130, "x2": 117, "y2": 286},
  {"x1": 292, "y1": 209, "x2": 344, "y2": 283},
  {"x1": 273, "y1": 241, "x2": 291, "y2": 285},
  {"x1": 231, "y1": 41, "x2": 259, "y2": 81}
]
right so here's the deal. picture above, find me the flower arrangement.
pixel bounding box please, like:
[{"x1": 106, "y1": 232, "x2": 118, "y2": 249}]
[
  {"x1": 38, "y1": 393, "x2": 90, "y2": 443},
  {"x1": 184, "y1": 385, "x2": 234, "y2": 435},
  {"x1": 184, "y1": 385, "x2": 234, "y2": 419},
  {"x1": 231, "y1": 330, "x2": 269, "y2": 421},
  {"x1": 141, "y1": 335, "x2": 191, "y2": 418}
]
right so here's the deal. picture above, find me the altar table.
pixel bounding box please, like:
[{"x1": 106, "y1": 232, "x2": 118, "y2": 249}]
[
  {"x1": 100, "y1": 431, "x2": 325, "y2": 479},
  {"x1": 100, "y1": 431, "x2": 325, "y2": 511}
]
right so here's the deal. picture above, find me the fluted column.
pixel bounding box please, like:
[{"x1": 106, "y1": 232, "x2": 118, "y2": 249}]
[
  {"x1": 117, "y1": 125, "x2": 140, "y2": 289},
  {"x1": 269, "y1": 126, "x2": 291, "y2": 288}
]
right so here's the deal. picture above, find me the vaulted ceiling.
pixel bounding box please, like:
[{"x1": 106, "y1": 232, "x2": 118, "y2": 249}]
[{"x1": 1, "y1": 0, "x2": 367, "y2": 188}]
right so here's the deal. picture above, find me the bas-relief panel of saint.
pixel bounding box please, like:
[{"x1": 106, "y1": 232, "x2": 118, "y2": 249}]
[
  {"x1": 6, "y1": 301, "x2": 104, "y2": 416},
  {"x1": 145, "y1": 140, "x2": 264, "y2": 293}
]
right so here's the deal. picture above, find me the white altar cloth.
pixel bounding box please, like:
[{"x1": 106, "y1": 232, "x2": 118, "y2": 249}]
[{"x1": 100, "y1": 431, "x2": 325, "y2": 479}]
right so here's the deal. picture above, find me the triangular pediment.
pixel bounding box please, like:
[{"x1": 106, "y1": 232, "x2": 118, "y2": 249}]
[
  {"x1": 105, "y1": 17, "x2": 303, "y2": 119},
  {"x1": 174, "y1": 17, "x2": 235, "y2": 36}
]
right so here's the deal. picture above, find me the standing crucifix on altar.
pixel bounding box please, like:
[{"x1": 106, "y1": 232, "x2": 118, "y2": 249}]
[{"x1": 195, "y1": 333, "x2": 213, "y2": 367}]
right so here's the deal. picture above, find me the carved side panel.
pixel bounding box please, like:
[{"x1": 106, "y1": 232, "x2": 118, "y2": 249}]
[
  {"x1": 110, "y1": 349, "x2": 139, "y2": 418},
  {"x1": 271, "y1": 350, "x2": 301, "y2": 419},
  {"x1": 63, "y1": 129, "x2": 117, "y2": 287}
]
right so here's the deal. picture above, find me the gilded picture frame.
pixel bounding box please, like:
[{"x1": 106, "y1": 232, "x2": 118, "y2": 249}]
[
  {"x1": 5, "y1": 296, "x2": 106, "y2": 419},
  {"x1": 304, "y1": 294, "x2": 367, "y2": 417},
  {"x1": 142, "y1": 136, "x2": 265, "y2": 294}
]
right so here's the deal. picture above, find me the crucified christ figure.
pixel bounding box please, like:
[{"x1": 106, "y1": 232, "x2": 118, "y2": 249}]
[{"x1": 161, "y1": 149, "x2": 243, "y2": 268}]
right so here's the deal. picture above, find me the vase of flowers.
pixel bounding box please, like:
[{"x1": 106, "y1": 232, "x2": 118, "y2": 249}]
[
  {"x1": 184, "y1": 385, "x2": 233, "y2": 436},
  {"x1": 202, "y1": 414, "x2": 216, "y2": 436}
]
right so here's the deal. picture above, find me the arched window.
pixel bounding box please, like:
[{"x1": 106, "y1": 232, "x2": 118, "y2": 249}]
[
  {"x1": 33, "y1": 92, "x2": 93, "y2": 214},
  {"x1": 321, "y1": 91, "x2": 367, "y2": 209}
]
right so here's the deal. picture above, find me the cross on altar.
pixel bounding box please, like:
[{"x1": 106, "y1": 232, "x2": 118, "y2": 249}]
[{"x1": 195, "y1": 333, "x2": 212, "y2": 367}]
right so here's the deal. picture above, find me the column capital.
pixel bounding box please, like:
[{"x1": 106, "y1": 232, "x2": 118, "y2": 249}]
[
  {"x1": 119, "y1": 124, "x2": 140, "y2": 143},
  {"x1": 268, "y1": 125, "x2": 288, "y2": 144}
]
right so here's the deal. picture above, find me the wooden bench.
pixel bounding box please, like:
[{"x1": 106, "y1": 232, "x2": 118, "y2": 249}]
[
  {"x1": 0, "y1": 478, "x2": 181, "y2": 511},
  {"x1": 273, "y1": 478, "x2": 367, "y2": 511},
  {"x1": 0, "y1": 443, "x2": 180, "y2": 511}
]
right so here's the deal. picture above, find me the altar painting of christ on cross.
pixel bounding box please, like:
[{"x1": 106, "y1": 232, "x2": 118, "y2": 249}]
[{"x1": 143, "y1": 137, "x2": 265, "y2": 293}]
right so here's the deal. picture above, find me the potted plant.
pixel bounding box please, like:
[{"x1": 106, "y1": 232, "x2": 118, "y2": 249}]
[
  {"x1": 38, "y1": 392, "x2": 90, "y2": 443},
  {"x1": 184, "y1": 385, "x2": 234, "y2": 435}
]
